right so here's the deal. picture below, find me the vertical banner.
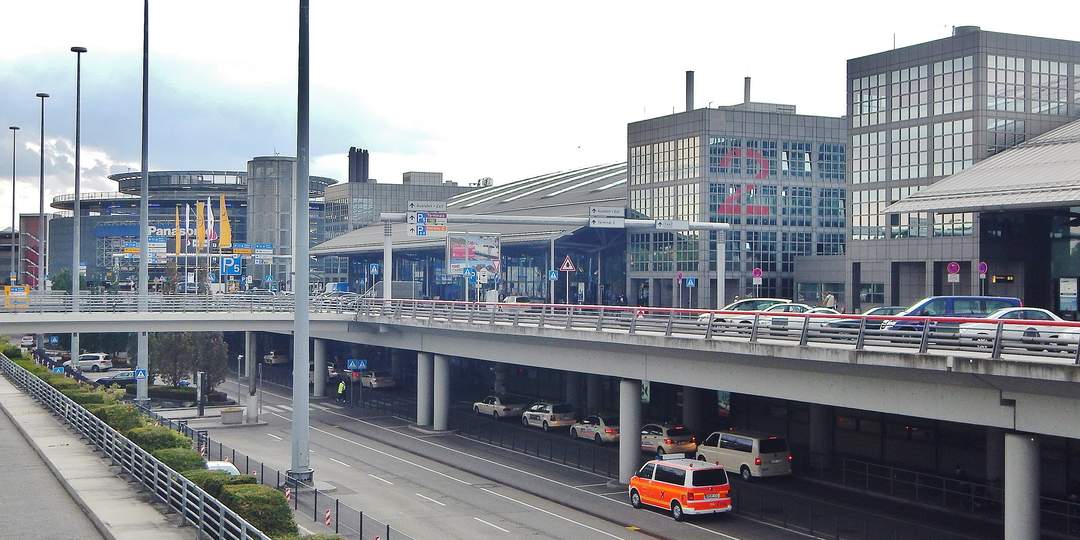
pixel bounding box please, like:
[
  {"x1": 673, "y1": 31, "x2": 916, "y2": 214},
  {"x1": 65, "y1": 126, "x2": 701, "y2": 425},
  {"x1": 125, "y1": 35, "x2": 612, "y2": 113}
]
[
  {"x1": 218, "y1": 194, "x2": 232, "y2": 249},
  {"x1": 173, "y1": 205, "x2": 181, "y2": 255},
  {"x1": 195, "y1": 201, "x2": 206, "y2": 250}
]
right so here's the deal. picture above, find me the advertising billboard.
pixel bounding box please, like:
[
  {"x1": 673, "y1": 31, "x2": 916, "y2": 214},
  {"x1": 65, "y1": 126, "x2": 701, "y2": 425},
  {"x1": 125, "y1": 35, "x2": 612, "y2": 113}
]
[{"x1": 446, "y1": 234, "x2": 501, "y2": 275}]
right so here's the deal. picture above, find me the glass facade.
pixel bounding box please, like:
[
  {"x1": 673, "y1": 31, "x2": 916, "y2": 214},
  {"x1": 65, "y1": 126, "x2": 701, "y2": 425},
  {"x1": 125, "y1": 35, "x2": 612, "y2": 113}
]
[
  {"x1": 1031, "y1": 59, "x2": 1069, "y2": 115},
  {"x1": 852, "y1": 73, "x2": 887, "y2": 128},
  {"x1": 851, "y1": 131, "x2": 887, "y2": 184},
  {"x1": 932, "y1": 56, "x2": 973, "y2": 115},
  {"x1": 890, "y1": 65, "x2": 929, "y2": 121},
  {"x1": 932, "y1": 118, "x2": 974, "y2": 177},
  {"x1": 987, "y1": 118, "x2": 1026, "y2": 156},
  {"x1": 987, "y1": 55, "x2": 1026, "y2": 112}
]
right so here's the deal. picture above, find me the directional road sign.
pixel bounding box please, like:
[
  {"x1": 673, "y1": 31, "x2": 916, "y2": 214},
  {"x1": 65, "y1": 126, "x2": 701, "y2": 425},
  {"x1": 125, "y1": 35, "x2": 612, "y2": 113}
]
[
  {"x1": 588, "y1": 217, "x2": 625, "y2": 229},
  {"x1": 134, "y1": 368, "x2": 148, "y2": 380},
  {"x1": 346, "y1": 359, "x2": 367, "y2": 371},
  {"x1": 655, "y1": 219, "x2": 690, "y2": 230},
  {"x1": 407, "y1": 201, "x2": 447, "y2": 212},
  {"x1": 589, "y1": 206, "x2": 624, "y2": 218}
]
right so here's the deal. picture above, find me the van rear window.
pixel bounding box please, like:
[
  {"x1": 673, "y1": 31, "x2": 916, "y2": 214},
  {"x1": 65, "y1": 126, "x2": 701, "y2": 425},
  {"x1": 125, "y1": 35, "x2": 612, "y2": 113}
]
[
  {"x1": 691, "y1": 468, "x2": 729, "y2": 487},
  {"x1": 552, "y1": 404, "x2": 574, "y2": 414},
  {"x1": 759, "y1": 438, "x2": 788, "y2": 454}
]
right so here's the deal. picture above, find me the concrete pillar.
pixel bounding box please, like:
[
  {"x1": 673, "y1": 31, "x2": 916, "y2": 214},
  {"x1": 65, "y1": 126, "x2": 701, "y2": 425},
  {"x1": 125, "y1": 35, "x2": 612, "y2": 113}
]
[
  {"x1": 1005, "y1": 432, "x2": 1040, "y2": 540},
  {"x1": 493, "y1": 363, "x2": 508, "y2": 395},
  {"x1": 565, "y1": 371, "x2": 582, "y2": 409},
  {"x1": 586, "y1": 375, "x2": 602, "y2": 413},
  {"x1": 681, "y1": 386, "x2": 702, "y2": 432},
  {"x1": 416, "y1": 352, "x2": 433, "y2": 427},
  {"x1": 245, "y1": 331, "x2": 258, "y2": 423},
  {"x1": 312, "y1": 339, "x2": 326, "y2": 398},
  {"x1": 433, "y1": 354, "x2": 450, "y2": 431},
  {"x1": 924, "y1": 261, "x2": 935, "y2": 298},
  {"x1": 618, "y1": 378, "x2": 642, "y2": 484},
  {"x1": 987, "y1": 427, "x2": 1005, "y2": 484},
  {"x1": 809, "y1": 404, "x2": 834, "y2": 472},
  {"x1": 390, "y1": 349, "x2": 403, "y2": 381}
]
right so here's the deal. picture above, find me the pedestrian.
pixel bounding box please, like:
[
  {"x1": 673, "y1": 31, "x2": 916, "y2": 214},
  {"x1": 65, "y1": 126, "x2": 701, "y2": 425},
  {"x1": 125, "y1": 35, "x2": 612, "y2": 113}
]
[
  {"x1": 823, "y1": 291, "x2": 837, "y2": 310},
  {"x1": 336, "y1": 379, "x2": 347, "y2": 404}
]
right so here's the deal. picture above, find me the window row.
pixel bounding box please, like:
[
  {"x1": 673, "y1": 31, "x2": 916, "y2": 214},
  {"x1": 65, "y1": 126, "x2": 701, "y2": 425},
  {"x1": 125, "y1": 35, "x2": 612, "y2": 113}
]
[
  {"x1": 851, "y1": 118, "x2": 974, "y2": 183},
  {"x1": 629, "y1": 137, "x2": 700, "y2": 186},
  {"x1": 708, "y1": 184, "x2": 845, "y2": 228}
]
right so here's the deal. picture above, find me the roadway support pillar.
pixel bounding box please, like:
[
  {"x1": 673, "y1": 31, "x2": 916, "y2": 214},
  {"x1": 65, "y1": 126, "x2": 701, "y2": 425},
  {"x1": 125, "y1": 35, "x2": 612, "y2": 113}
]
[
  {"x1": 586, "y1": 374, "x2": 601, "y2": 413},
  {"x1": 390, "y1": 349, "x2": 403, "y2": 381},
  {"x1": 618, "y1": 378, "x2": 642, "y2": 484},
  {"x1": 1005, "y1": 432, "x2": 1040, "y2": 540},
  {"x1": 416, "y1": 352, "x2": 433, "y2": 427},
  {"x1": 433, "y1": 354, "x2": 449, "y2": 431},
  {"x1": 71, "y1": 332, "x2": 79, "y2": 366},
  {"x1": 987, "y1": 427, "x2": 1005, "y2": 484},
  {"x1": 312, "y1": 339, "x2": 326, "y2": 398},
  {"x1": 681, "y1": 386, "x2": 702, "y2": 433},
  {"x1": 809, "y1": 404, "x2": 834, "y2": 473},
  {"x1": 493, "y1": 363, "x2": 508, "y2": 395},
  {"x1": 245, "y1": 331, "x2": 258, "y2": 423},
  {"x1": 565, "y1": 371, "x2": 582, "y2": 410}
]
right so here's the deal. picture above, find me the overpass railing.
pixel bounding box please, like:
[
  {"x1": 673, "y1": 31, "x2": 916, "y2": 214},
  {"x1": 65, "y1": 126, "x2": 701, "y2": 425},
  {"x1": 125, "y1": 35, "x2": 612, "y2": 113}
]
[{"x1": 0, "y1": 353, "x2": 270, "y2": 540}]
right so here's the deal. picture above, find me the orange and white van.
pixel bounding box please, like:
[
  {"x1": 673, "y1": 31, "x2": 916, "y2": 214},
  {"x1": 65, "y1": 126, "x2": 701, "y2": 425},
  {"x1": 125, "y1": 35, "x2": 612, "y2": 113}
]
[{"x1": 628, "y1": 457, "x2": 732, "y2": 521}]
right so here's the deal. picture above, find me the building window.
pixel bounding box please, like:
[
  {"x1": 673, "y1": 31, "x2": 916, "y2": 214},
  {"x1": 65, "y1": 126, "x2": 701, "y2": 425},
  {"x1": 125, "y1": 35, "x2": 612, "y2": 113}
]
[
  {"x1": 851, "y1": 188, "x2": 886, "y2": 240},
  {"x1": 858, "y1": 283, "x2": 885, "y2": 305},
  {"x1": 745, "y1": 185, "x2": 777, "y2": 226},
  {"x1": 781, "y1": 232, "x2": 811, "y2": 273},
  {"x1": 676, "y1": 231, "x2": 699, "y2": 272},
  {"x1": 888, "y1": 186, "x2": 928, "y2": 238},
  {"x1": 709, "y1": 230, "x2": 742, "y2": 273},
  {"x1": 781, "y1": 187, "x2": 812, "y2": 227},
  {"x1": 709, "y1": 137, "x2": 742, "y2": 175},
  {"x1": 815, "y1": 232, "x2": 845, "y2": 256},
  {"x1": 745, "y1": 140, "x2": 778, "y2": 178},
  {"x1": 987, "y1": 55, "x2": 1025, "y2": 112},
  {"x1": 890, "y1": 65, "x2": 929, "y2": 121},
  {"x1": 987, "y1": 118, "x2": 1026, "y2": 156},
  {"x1": 781, "y1": 142, "x2": 812, "y2": 177},
  {"x1": 709, "y1": 183, "x2": 741, "y2": 225},
  {"x1": 653, "y1": 232, "x2": 675, "y2": 272},
  {"x1": 932, "y1": 56, "x2": 973, "y2": 115},
  {"x1": 629, "y1": 233, "x2": 650, "y2": 271},
  {"x1": 890, "y1": 125, "x2": 928, "y2": 180},
  {"x1": 817, "y1": 188, "x2": 846, "y2": 228},
  {"x1": 1031, "y1": 59, "x2": 1068, "y2": 114},
  {"x1": 745, "y1": 231, "x2": 777, "y2": 273},
  {"x1": 932, "y1": 118, "x2": 973, "y2": 177},
  {"x1": 851, "y1": 131, "x2": 886, "y2": 184},
  {"x1": 629, "y1": 137, "x2": 700, "y2": 186},
  {"x1": 816, "y1": 143, "x2": 846, "y2": 181},
  {"x1": 1075, "y1": 64, "x2": 1080, "y2": 110},
  {"x1": 644, "y1": 183, "x2": 699, "y2": 221},
  {"x1": 852, "y1": 73, "x2": 887, "y2": 128},
  {"x1": 933, "y1": 212, "x2": 974, "y2": 237}
]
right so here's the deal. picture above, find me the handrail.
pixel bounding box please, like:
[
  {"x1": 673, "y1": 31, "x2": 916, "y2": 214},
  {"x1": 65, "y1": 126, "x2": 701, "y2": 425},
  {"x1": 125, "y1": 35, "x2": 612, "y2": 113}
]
[{"x1": 0, "y1": 354, "x2": 270, "y2": 540}]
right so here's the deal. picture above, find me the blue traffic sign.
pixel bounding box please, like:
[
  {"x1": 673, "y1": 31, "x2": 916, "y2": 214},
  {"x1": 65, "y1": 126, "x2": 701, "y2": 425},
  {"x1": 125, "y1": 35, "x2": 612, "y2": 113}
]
[
  {"x1": 220, "y1": 256, "x2": 242, "y2": 276},
  {"x1": 415, "y1": 224, "x2": 427, "y2": 237},
  {"x1": 369, "y1": 263, "x2": 380, "y2": 276},
  {"x1": 462, "y1": 267, "x2": 477, "y2": 278},
  {"x1": 346, "y1": 358, "x2": 367, "y2": 371},
  {"x1": 134, "y1": 368, "x2": 148, "y2": 380},
  {"x1": 548, "y1": 270, "x2": 559, "y2": 281},
  {"x1": 415, "y1": 211, "x2": 428, "y2": 224},
  {"x1": 685, "y1": 277, "x2": 697, "y2": 288},
  {"x1": 49, "y1": 335, "x2": 59, "y2": 345},
  {"x1": 51, "y1": 367, "x2": 65, "y2": 374}
]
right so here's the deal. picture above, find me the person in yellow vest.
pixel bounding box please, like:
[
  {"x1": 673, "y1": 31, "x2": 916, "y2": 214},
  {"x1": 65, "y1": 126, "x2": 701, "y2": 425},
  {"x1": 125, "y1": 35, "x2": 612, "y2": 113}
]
[{"x1": 336, "y1": 379, "x2": 347, "y2": 404}]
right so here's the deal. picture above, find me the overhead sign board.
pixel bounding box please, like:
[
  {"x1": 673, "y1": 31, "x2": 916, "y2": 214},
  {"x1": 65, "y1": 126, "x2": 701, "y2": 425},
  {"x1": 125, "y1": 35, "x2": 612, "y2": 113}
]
[
  {"x1": 220, "y1": 256, "x2": 242, "y2": 276},
  {"x1": 254, "y1": 243, "x2": 273, "y2": 254},
  {"x1": 346, "y1": 358, "x2": 367, "y2": 371},
  {"x1": 589, "y1": 217, "x2": 625, "y2": 229},
  {"x1": 233, "y1": 242, "x2": 253, "y2": 255},
  {"x1": 655, "y1": 219, "x2": 690, "y2": 230},
  {"x1": 408, "y1": 201, "x2": 447, "y2": 212},
  {"x1": 446, "y1": 234, "x2": 500, "y2": 275},
  {"x1": 407, "y1": 210, "x2": 448, "y2": 237},
  {"x1": 589, "y1": 206, "x2": 624, "y2": 218}
]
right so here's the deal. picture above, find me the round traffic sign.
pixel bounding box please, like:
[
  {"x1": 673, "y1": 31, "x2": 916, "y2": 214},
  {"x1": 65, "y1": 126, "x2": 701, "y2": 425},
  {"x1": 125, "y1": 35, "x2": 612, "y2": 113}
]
[
  {"x1": 751, "y1": 267, "x2": 763, "y2": 278},
  {"x1": 676, "y1": 271, "x2": 683, "y2": 280},
  {"x1": 978, "y1": 261, "x2": 988, "y2": 274},
  {"x1": 947, "y1": 261, "x2": 960, "y2": 274}
]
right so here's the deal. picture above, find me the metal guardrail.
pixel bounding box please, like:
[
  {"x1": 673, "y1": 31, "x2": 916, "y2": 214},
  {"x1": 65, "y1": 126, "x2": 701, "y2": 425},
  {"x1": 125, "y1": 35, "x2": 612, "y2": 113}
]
[{"x1": 0, "y1": 354, "x2": 270, "y2": 540}]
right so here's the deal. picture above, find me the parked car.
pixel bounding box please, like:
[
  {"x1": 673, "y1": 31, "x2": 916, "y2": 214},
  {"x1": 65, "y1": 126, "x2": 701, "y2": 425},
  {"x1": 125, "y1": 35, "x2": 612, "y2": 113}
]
[
  {"x1": 629, "y1": 457, "x2": 732, "y2": 520},
  {"x1": 262, "y1": 351, "x2": 289, "y2": 365},
  {"x1": 20, "y1": 335, "x2": 35, "y2": 347},
  {"x1": 696, "y1": 430, "x2": 792, "y2": 481},
  {"x1": 473, "y1": 395, "x2": 527, "y2": 420},
  {"x1": 826, "y1": 306, "x2": 907, "y2": 330},
  {"x1": 640, "y1": 423, "x2": 697, "y2": 457},
  {"x1": 358, "y1": 371, "x2": 396, "y2": 389},
  {"x1": 882, "y1": 296, "x2": 1022, "y2": 333},
  {"x1": 570, "y1": 414, "x2": 620, "y2": 444},
  {"x1": 96, "y1": 370, "x2": 138, "y2": 387},
  {"x1": 206, "y1": 461, "x2": 241, "y2": 476},
  {"x1": 64, "y1": 353, "x2": 113, "y2": 372},
  {"x1": 697, "y1": 298, "x2": 791, "y2": 327},
  {"x1": 957, "y1": 307, "x2": 1078, "y2": 349},
  {"x1": 521, "y1": 402, "x2": 577, "y2": 431}
]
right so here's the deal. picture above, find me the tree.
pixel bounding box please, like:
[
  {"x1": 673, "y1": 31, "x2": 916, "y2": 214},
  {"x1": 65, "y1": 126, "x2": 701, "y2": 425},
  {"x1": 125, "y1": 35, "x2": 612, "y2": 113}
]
[
  {"x1": 191, "y1": 332, "x2": 230, "y2": 391},
  {"x1": 49, "y1": 268, "x2": 86, "y2": 293},
  {"x1": 149, "y1": 333, "x2": 194, "y2": 386}
]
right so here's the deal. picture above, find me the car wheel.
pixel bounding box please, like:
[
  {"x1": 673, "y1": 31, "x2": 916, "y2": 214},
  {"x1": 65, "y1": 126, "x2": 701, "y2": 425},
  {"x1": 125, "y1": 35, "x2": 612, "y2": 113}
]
[
  {"x1": 740, "y1": 465, "x2": 752, "y2": 482},
  {"x1": 656, "y1": 447, "x2": 665, "y2": 458},
  {"x1": 671, "y1": 501, "x2": 684, "y2": 521},
  {"x1": 521, "y1": 416, "x2": 529, "y2": 427},
  {"x1": 629, "y1": 489, "x2": 642, "y2": 508},
  {"x1": 570, "y1": 428, "x2": 578, "y2": 439},
  {"x1": 90, "y1": 365, "x2": 100, "y2": 372},
  {"x1": 492, "y1": 411, "x2": 499, "y2": 421},
  {"x1": 595, "y1": 434, "x2": 603, "y2": 445},
  {"x1": 542, "y1": 421, "x2": 549, "y2": 432},
  {"x1": 474, "y1": 406, "x2": 480, "y2": 415}
]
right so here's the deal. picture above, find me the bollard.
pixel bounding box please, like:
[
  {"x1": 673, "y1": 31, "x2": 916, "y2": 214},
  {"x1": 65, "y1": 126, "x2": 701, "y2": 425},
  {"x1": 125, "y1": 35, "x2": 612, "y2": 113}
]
[{"x1": 335, "y1": 499, "x2": 339, "y2": 533}]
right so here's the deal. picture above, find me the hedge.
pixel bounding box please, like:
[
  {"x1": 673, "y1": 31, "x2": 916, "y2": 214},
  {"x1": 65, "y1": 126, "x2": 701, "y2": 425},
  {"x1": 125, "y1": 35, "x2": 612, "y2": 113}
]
[
  {"x1": 2, "y1": 345, "x2": 23, "y2": 359},
  {"x1": 125, "y1": 384, "x2": 197, "y2": 401},
  {"x1": 152, "y1": 447, "x2": 206, "y2": 473},
  {"x1": 91, "y1": 403, "x2": 145, "y2": 432},
  {"x1": 126, "y1": 425, "x2": 191, "y2": 452},
  {"x1": 61, "y1": 389, "x2": 108, "y2": 406},
  {"x1": 219, "y1": 484, "x2": 297, "y2": 537},
  {"x1": 274, "y1": 535, "x2": 343, "y2": 540},
  {"x1": 182, "y1": 469, "x2": 257, "y2": 498}
]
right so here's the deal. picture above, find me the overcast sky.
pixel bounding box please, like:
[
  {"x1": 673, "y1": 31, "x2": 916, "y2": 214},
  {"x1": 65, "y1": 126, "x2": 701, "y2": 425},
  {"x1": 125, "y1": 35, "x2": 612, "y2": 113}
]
[{"x1": 0, "y1": 0, "x2": 1076, "y2": 228}]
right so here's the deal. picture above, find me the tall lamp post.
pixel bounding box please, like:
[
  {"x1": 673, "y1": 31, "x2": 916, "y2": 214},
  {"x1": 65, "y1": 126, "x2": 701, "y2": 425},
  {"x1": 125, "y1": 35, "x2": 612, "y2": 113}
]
[
  {"x1": 8, "y1": 126, "x2": 18, "y2": 286},
  {"x1": 35, "y1": 94, "x2": 48, "y2": 293},
  {"x1": 135, "y1": 0, "x2": 150, "y2": 403},
  {"x1": 70, "y1": 46, "x2": 87, "y2": 362}
]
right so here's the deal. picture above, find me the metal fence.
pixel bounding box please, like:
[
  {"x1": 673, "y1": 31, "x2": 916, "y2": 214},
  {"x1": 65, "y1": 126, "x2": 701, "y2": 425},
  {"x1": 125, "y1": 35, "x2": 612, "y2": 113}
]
[
  {"x1": 135, "y1": 403, "x2": 414, "y2": 540},
  {"x1": 0, "y1": 354, "x2": 270, "y2": 540}
]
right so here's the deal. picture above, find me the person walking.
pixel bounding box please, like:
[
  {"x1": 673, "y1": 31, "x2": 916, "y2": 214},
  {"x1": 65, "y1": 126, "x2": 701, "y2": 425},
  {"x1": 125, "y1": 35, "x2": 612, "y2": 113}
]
[
  {"x1": 823, "y1": 291, "x2": 837, "y2": 310},
  {"x1": 336, "y1": 379, "x2": 347, "y2": 404}
]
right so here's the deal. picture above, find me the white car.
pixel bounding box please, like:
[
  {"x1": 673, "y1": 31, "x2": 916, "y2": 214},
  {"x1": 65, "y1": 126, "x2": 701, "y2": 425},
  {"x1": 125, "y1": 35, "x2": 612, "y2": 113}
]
[
  {"x1": 64, "y1": 353, "x2": 113, "y2": 372},
  {"x1": 473, "y1": 395, "x2": 527, "y2": 420},
  {"x1": 697, "y1": 298, "x2": 791, "y2": 326},
  {"x1": 521, "y1": 402, "x2": 577, "y2": 432},
  {"x1": 20, "y1": 335, "x2": 35, "y2": 347},
  {"x1": 640, "y1": 423, "x2": 697, "y2": 456},
  {"x1": 570, "y1": 414, "x2": 620, "y2": 444},
  {"x1": 958, "y1": 307, "x2": 1078, "y2": 348},
  {"x1": 262, "y1": 351, "x2": 289, "y2": 365},
  {"x1": 359, "y1": 371, "x2": 396, "y2": 389},
  {"x1": 206, "y1": 461, "x2": 241, "y2": 476}
]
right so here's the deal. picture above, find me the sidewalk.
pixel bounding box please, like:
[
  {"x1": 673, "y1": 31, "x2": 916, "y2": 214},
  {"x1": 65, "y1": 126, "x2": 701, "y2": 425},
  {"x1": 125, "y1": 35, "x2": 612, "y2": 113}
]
[{"x1": 0, "y1": 376, "x2": 194, "y2": 540}]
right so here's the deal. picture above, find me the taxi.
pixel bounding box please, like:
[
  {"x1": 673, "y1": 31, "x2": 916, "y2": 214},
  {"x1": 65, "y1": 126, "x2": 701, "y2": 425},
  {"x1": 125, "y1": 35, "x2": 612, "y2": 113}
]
[
  {"x1": 520, "y1": 402, "x2": 576, "y2": 432},
  {"x1": 628, "y1": 457, "x2": 732, "y2": 521},
  {"x1": 569, "y1": 414, "x2": 619, "y2": 444}
]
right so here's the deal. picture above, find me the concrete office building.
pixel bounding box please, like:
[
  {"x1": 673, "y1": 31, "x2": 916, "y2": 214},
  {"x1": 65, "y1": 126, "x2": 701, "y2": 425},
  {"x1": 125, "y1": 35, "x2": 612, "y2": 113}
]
[
  {"x1": 805, "y1": 26, "x2": 1080, "y2": 310},
  {"x1": 628, "y1": 75, "x2": 847, "y2": 308}
]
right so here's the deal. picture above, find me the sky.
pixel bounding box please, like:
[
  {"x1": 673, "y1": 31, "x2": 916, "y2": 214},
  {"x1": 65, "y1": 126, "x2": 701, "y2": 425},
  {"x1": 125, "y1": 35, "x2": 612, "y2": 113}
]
[{"x1": 0, "y1": 0, "x2": 1077, "y2": 229}]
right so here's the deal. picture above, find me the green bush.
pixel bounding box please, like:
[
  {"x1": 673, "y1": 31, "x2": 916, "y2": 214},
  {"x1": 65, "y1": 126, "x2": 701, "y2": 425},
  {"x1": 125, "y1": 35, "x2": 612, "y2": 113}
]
[
  {"x1": 152, "y1": 447, "x2": 206, "y2": 472},
  {"x1": 92, "y1": 403, "x2": 144, "y2": 432},
  {"x1": 219, "y1": 484, "x2": 297, "y2": 537},
  {"x1": 46, "y1": 376, "x2": 80, "y2": 391},
  {"x1": 182, "y1": 469, "x2": 257, "y2": 498},
  {"x1": 3, "y1": 344, "x2": 23, "y2": 359},
  {"x1": 61, "y1": 389, "x2": 107, "y2": 406},
  {"x1": 126, "y1": 384, "x2": 197, "y2": 401},
  {"x1": 274, "y1": 535, "x2": 343, "y2": 540},
  {"x1": 126, "y1": 425, "x2": 190, "y2": 452}
]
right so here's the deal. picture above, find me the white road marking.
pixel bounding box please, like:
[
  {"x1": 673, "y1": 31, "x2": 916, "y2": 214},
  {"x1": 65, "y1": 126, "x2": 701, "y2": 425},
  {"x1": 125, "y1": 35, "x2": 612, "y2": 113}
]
[
  {"x1": 415, "y1": 493, "x2": 446, "y2": 506},
  {"x1": 328, "y1": 457, "x2": 351, "y2": 468},
  {"x1": 480, "y1": 488, "x2": 624, "y2": 540},
  {"x1": 574, "y1": 483, "x2": 608, "y2": 488},
  {"x1": 472, "y1": 517, "x2": 509, "y2": 533},
  {"x1": 368, "y1": 473, "x2": 393, "y2": 485},
  {"x1": 262, "y1": 405, "x2": 281, "y2": 412},
  {"x1": 266, "y1": 433, "x2": 283, "y2": 441},
  {"x1": 325, "y1": 404, "x2": 343, "y2": 409},
  {"x1": 278, "y1": 405, "x2": 293, "y2": 411}
]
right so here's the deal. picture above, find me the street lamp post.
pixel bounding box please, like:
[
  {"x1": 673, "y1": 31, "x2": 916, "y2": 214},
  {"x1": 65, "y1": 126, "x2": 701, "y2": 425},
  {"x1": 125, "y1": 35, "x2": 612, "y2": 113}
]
[
  {"x1": 71, "y1": 46, "x2": 86, "y2": 362},
  {"x1": 35, "y1": 93, "x2": 48, "y2": 294},
  {"x1": 8, "y1": 126, "x2": 18, "y2": 286},
  {"x1": 135, "y1": 0, "x2": 150, "y2": 404}
]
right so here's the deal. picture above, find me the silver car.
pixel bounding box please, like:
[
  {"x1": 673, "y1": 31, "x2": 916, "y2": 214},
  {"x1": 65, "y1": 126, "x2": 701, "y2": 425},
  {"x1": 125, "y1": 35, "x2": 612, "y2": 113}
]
[
  {"x1": 473, "y1": 395, "x2": 526, "y2": 420},
  {"x1": 640, "y1": 423, "x2": 697, "y2": 457}
]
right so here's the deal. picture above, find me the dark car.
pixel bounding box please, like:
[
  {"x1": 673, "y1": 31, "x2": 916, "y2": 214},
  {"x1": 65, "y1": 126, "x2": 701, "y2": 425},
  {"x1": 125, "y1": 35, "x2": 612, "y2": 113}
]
[
  {"x1": 882, "y1": 296, "x2": 1022, "y2": 333},
  {"x1": 96, "y1": 370, "x2": 138, "y2": 387},
  {"x1": 827, "y1": 306, "x2": 907, "y2": 329}
]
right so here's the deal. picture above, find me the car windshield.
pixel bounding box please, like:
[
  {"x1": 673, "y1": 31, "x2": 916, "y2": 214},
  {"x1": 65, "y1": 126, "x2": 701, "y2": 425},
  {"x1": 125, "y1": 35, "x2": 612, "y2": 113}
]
[
  {"x1": 759, "y1": 438, "x2": 789, "y2": 454},
  {"x1": 691, "y1": 468, "x2": 729, "y2": 487},
  {"x1": 666, "y1": 426, "x2": 690, "y2": 437},
  {"x1": 552, "y1": 404, "x2": 574, "y2": 414}
]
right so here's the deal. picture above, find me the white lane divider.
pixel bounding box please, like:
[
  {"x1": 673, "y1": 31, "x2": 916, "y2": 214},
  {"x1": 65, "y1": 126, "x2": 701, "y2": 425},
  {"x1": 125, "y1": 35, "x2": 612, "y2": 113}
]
[
  {"x1": 472, "y1": 517, "x2": 509, "y2": 533},
  {"x1": 368, "y1": 473, "x2": 394, "y2": 486},
  {"x1": 480, "y1": 488, "x2": 624, "y2": 540},
  {"x1": 266, "y1": 433, "x2": 283, "y2": 441},
  {"x1": 415, "y1": 493, "x2": 446, "y2": 507},
  {"x1": 328, "y1": 457, "x2": 351, "y2": 468}
]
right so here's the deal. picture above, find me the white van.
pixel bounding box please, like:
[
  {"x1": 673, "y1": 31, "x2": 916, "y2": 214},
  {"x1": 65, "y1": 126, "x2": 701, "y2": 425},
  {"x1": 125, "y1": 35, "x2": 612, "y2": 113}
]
[{"x1": 695, "y1": 430, "x2": 792, "y2": 481}]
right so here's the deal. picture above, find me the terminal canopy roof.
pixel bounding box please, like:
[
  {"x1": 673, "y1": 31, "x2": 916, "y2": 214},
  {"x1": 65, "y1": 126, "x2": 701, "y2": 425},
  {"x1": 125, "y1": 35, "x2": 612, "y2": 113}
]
[
  {"x1": 886, "y1": 119, "x2": 1080, "y2": 214},
  {"x1": 310, "y1": 162, "x2": 626, "y2": 256}
]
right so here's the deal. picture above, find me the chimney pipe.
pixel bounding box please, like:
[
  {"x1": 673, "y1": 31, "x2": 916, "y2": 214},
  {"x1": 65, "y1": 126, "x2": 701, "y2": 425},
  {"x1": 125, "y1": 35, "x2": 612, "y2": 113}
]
[
  {"x1": 685, "y1": 70, "x2": 694, "y2": 112},
  {"x1": 743, "y1": 76, "x2": 751, "y2": 104}
]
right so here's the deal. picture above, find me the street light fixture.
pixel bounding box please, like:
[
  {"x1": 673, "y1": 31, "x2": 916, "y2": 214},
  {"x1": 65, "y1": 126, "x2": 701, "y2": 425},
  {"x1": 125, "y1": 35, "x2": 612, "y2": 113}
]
[
  {"x1": 36, "y1": 93, "x2": 49, "y2": 293},
  {"x1": 9, "y1": 125, "x2": 19, "y2": 285},
  {"x1": 71, "y1": 46, "x2": 86, "y2": 361}
]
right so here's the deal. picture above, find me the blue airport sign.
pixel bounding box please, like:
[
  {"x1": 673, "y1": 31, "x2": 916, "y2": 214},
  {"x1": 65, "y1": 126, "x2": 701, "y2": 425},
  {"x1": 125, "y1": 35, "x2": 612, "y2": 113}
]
[
  {"x1": 548, "y1": 270, "x2": 559, "y2": 281},
  {"x1": 462, "y1": 267, "x2": 477, "y2": 278},
  {"x1": 51, "y1": 367, "x2": 65, "y2": 374},
  {"x1": 685, "y1": 277, "x2": 697, "y2": 288},
  {"x1": 220, "y1": 256, "x2": 242, "y2": 276},
  {"x1": 369, "y1": 263, "x2": 380, "y2": 276},
  {"x1": 346, "y1": 358, "x2": 367, "y2": 371},
  {"x1": 134, "y1": 368, "x2": 148, "y2": 380}
]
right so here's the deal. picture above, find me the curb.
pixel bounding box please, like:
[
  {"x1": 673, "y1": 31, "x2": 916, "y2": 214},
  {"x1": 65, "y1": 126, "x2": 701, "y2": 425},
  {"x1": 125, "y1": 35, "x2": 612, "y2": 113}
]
[{"x1": 0, "y1": 387, "x2": 120, "y2": 540}]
